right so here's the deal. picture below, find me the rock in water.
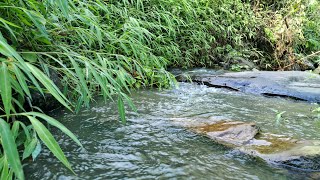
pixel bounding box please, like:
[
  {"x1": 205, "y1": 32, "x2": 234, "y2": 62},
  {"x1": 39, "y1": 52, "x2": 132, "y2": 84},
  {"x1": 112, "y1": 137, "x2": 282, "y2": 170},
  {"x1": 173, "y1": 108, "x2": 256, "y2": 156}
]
[
  {"x1": 192, "y1": 121, "x2": 259, "y2": 146},
  {"x1": 172, "y1": 118, "x2": 320, "y2": 171},
  {"x1": 180, "y1": 71, "x2": 320, "y2": 103}
]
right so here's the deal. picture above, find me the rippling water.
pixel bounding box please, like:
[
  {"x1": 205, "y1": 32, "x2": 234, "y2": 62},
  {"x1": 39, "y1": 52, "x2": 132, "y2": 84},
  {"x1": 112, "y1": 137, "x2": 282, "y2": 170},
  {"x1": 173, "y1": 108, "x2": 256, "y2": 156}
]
[{"x1": 25, "y1": 82, "x2": 320, "y2": 179}]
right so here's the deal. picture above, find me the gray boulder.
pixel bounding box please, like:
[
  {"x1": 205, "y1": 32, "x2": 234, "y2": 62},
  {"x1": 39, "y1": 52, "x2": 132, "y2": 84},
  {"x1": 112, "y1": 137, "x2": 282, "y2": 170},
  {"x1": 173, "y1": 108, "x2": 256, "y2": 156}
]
[{"x1": 185, "y1": 71, "x2": 320, "y2": 103}]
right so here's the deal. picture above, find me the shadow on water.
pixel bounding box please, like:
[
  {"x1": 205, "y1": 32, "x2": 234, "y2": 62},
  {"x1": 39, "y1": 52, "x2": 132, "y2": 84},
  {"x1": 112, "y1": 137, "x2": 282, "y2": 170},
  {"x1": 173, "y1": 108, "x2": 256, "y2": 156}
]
[{"x1": 25, "y1": 82, "x2": 320, "y2": 179}]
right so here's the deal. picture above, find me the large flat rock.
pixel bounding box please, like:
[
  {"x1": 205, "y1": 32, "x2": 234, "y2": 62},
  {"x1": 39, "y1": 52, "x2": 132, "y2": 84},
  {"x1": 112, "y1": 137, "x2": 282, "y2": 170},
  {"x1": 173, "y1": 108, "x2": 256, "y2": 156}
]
[
  {"x1": 172, "y1": 118, "x2": 320, "y2": 171},
  {"x1": 179, "y1": 71, "x2": 320, "y2": 103}
]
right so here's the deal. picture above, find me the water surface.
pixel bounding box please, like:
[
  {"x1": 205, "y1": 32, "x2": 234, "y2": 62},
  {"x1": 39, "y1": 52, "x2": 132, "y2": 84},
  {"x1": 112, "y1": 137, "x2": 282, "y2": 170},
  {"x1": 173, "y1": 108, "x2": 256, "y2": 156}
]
[{"x1": 25, "y1": 82, "x2": 320, "y2": 179}]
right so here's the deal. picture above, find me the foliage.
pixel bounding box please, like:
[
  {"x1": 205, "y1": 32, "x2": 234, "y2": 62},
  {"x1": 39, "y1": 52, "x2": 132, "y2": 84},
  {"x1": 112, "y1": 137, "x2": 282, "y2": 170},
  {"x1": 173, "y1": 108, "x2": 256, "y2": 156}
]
[
  {"x1": 255, "y1": 0, "x2": 320, "y2": 70},
  {"x1": 0, "y1": 0, "x2": 175, "y2": 178},
  {"x1": 301, "y1": 0, "x2": 320, "y2": 64}
]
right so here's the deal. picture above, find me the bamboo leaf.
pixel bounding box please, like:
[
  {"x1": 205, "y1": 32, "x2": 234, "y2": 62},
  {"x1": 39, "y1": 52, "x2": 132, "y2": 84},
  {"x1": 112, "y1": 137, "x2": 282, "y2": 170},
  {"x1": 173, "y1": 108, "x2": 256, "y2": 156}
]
[
  {"x1": 69, "y1": 57, "x2": 90, "y2": 104},
  {"x1": 23, "y1": 138, "x2": 38, "y2": 160},
  {"x1": 117, "y1": 95, "x2": 126, "y2": 124},
  {"x1": 32, "y1": 140, "x2": 41, "y2": 161},
  {"x1": 12, "y1": 64, "x2": 31, "y2": 98},
  {"x1": 0, "y1": 118, "x2": 24, "y2": 180},
  {"x1": 85, "y1": 62, "x2": 112, "y2": 100},
  {"x1": 11, "y1": 121, "x2": 20, "y2": 140},
  {"x1": 0, "y1": 156, "x2": 9, "y2": 180},
  {"x1": 0, "y1": 62, "x2": 12, "y2": 119},
  {"x1": 21, "y1": 53, "x2": 37, "y2": 63},
  {"x1": 23, "y1": 10, "x2": 49, "y2": 43},
  {"x1": 57, "y1": 0, "x2": 69, "y2": 19},
  {"x1": 16, "y1": 63, "x2": 44, "y2": 97},
  {"x1": 17, "y1": 121, "x2": 31, "y2": 143},
  {"x1": 22, "y1": 112, "x2": 82, "y2": 147},
  {"x1": 0, "y1": 33, "x2": 24, "y2": 62},
  {"x1": 120, "y1": 92, "x2": 137, "y2": 112},
  {"x1": 28, "y1": 116, "x2": 74, "y2": 173},
  {"x1": 25, "y1": 63, "x2": 72, "y2": 111}
]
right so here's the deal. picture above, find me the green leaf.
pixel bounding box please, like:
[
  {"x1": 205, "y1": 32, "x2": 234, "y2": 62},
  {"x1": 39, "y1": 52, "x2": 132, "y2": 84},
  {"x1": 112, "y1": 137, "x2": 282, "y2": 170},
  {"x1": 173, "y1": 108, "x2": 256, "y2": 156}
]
[
  {"x1": 17, "y1": 121, "x2": 31, "y2": 143},
  {"x1": 21, "y1": 53, "x2": 37, "y2": 63},
  {"x1": 25, "y1": 63, "x2": 72, "y2": 111},
  {"x1": 69, "y1": 57, "x2": 90, "y2": 104},
  {"x1": 57, "y1": 0, "x2": 69, "y2": 19},
  {"x1": 11, "y1": 121, "x2": 20, "y2": 140},
  {"x1": 32, "y1": 141, "x2": 41, "y2": 161},
  {"x1": 23, "y1": 138, "x2": 38, "y2": 160},
  {"x1": 0, "y1": 156, "x2": 5, "y2": 170},
  {"x1": 120, "y1": 92, "x2": 137, "y2": 112},
  {"x1": 85, "y1": 62, "x2": 112, "y2": 100},
  {"x1": 0, "y1": 17, "x2": 20, "y2": 41},
  {"x1": 22, "y1": 112, "x2": 82, "y2": 147},
  {"x1": 23, "y1": 10, "x2": 50, "y2": 43},
  {"x1": 16, "y1": 63, "x2": 44, "y2": 97},
  {"x1": 0, "y1": 17, "x2": 21, "y2": 29},
  {"x1": 117, "y1": 95, "x2": 126, "y2": 124},
  {"x1": 0, "y1": 156, "x2": 9, "y2": 180},
  {"x1": 0, "y1": 62, "x2": 12, "y2": 119},
  {"x1": 28, "y1": 116, "x2": 74, "y2": 173},
  {"x1": 0, "y1": 34, "x2": 24, "y2": 62},
  {"x1": 0, "y1": 118, "x2": 24, "y2": 180}
]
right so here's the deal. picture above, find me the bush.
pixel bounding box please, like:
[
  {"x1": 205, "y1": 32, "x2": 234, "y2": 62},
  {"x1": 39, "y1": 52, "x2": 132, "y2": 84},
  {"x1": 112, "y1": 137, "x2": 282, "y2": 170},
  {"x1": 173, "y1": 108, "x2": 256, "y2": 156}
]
[{"x1": 255, "y1": 0, "x2": 320, "y2": 70}]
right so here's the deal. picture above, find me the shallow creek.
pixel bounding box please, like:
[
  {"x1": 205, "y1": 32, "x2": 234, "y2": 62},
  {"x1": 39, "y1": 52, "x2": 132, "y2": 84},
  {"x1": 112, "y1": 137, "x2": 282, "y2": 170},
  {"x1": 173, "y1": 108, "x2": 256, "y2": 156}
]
[{"x1": 25, "y1": 82, "x2": 320, "y2": 179}]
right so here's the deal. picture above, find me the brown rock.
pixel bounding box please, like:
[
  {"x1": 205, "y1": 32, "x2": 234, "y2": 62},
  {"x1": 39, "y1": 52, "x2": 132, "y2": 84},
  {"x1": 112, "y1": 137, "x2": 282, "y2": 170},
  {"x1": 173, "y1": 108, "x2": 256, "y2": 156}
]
[
  {"x1": 192, "y1": 121, "x2": 259, "y2": 146},
  {"x1": 171, "y1": 118, "x2": 320, "y2": 171}
]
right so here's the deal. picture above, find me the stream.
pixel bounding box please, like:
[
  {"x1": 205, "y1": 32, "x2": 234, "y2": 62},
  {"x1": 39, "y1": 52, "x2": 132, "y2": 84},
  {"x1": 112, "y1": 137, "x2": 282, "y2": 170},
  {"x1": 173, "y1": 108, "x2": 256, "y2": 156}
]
[{"x1": 25, "y1": 81, "x2": 320, "y2": 179}]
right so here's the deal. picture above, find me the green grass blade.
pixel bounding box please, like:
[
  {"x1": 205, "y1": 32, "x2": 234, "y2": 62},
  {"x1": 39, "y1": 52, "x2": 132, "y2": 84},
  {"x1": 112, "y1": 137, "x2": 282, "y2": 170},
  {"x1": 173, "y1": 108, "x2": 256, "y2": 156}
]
[
  {"x1": 0, "y1": 62, "x2": 12, "y2": 119},
  {"x1": 28, "y1": 116, "x2": 74, "y2": 174},
  {"x1": 0, "y1": 118, "x2": 24, "y2": 180}
]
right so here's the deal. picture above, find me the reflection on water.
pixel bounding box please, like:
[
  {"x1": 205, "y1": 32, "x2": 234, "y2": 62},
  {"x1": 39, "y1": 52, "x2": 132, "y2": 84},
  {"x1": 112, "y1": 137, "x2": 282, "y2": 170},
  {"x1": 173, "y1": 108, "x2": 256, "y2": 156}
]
[{"x1": 25, "y1": 82, "x2": 320, "y2": 179}]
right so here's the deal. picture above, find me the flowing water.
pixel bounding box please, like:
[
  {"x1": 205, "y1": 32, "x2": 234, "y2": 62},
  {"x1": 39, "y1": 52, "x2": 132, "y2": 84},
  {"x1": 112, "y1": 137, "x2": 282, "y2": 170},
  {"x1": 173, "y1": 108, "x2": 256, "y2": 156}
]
[{"x1": 25, "y1": 80, "x2": 320, "y2": 179}]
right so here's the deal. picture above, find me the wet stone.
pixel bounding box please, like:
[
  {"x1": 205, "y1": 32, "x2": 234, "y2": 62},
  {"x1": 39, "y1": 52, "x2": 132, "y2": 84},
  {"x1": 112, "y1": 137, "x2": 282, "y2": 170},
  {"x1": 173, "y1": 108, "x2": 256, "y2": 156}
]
[
  {"x1": 177, "y1": 70, "x2": 320, "y2": 103},
  {"x1": 173, "y1": 118, "x2": 320, "y2": 171},
  {"x1": 192, "y1": 121, "x2": 259, "y2": 146}
]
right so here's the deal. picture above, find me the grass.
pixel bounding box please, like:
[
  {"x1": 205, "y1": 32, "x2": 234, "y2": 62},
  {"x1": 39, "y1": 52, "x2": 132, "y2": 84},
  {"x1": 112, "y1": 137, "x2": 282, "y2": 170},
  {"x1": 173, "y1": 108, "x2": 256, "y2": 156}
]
[{"x1": 0, "y1": 0, "x2": 319, "y2": 179}]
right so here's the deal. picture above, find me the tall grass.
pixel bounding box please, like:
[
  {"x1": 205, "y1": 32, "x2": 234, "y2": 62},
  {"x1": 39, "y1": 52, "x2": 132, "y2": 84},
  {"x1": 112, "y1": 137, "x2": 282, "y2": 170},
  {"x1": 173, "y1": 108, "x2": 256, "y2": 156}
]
[{"x1": 0, "y1": 0, "x2": 319, "y2": 179}]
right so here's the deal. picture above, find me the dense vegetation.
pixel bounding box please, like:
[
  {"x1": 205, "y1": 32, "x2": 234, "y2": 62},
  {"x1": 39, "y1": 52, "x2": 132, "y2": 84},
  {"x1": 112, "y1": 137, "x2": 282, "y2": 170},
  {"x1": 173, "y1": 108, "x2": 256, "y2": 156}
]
[{"x1": 0, "y1": 0, "x2": 319, "y2": 179}]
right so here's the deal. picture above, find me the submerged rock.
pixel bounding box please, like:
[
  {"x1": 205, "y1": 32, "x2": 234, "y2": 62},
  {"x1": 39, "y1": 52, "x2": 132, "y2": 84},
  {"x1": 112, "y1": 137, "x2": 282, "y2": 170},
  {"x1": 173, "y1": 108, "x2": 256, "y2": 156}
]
[
  {"x1": 172, "y1": 118, "x2": 320, "y2": 171},
  {"x1": 192, "y1": 121, "x2": 259, "y2": 146},
  {"x1": 256, "y1": 140, "x2": 320, "y2": 171},
  {"x1": 178, "y1": 70, "x2": 320, "y2": 103}
]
